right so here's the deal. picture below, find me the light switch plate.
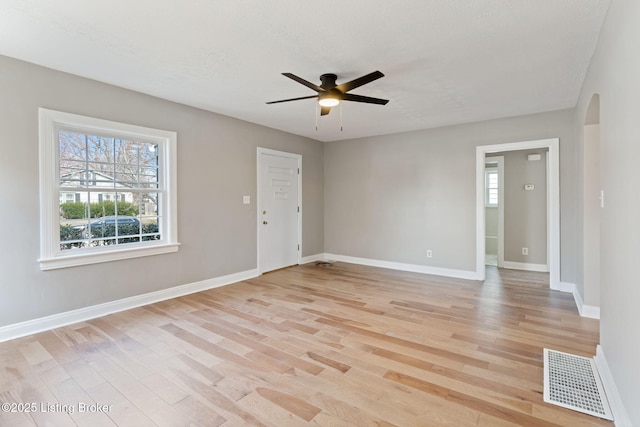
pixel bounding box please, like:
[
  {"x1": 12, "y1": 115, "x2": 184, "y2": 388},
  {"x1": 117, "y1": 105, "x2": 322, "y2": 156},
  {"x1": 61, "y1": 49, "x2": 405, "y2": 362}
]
[
  {"x1": 243, "y1": 195, "x2": 250, "y2": 204},
  {"x1": 524, "y1": 184, "x2": 535, "y2": 191}
]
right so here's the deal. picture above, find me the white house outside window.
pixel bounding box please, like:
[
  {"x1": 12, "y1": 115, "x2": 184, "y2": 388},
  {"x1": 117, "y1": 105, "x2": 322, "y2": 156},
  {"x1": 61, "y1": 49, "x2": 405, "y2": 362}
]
[{"x1": 39, "y1": 108, "x2": 179, "y2": 270}]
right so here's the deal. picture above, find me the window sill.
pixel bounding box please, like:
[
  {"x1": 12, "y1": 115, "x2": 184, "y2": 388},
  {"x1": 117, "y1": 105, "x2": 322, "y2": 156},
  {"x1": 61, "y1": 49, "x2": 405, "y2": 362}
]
[{"x1": 39, "y1": 242, "x2": 180, "y2": 270}]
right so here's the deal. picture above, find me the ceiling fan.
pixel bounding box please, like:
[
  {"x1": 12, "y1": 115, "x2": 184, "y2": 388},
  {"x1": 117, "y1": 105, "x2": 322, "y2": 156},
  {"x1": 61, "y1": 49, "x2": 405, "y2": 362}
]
[{"x1": 266, "y1": 70, "x2": 388, "y2": 116}]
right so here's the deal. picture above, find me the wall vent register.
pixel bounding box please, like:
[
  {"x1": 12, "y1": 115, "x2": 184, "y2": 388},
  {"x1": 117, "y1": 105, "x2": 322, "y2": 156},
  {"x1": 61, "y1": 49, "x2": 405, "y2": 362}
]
[{"x1": 543, "y1": 349, "x2": 613, "y2": 420}]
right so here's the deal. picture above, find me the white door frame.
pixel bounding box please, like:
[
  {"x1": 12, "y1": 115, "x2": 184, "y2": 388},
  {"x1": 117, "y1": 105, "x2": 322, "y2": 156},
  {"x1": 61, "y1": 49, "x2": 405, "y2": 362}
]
[
  {"x1": 257, "y1": 147, "x2": 302, "y2": 274},
  {"x1": 484, "y1": 156, "x2": 505, "y2": 268},
  {"x1": 476, "y1": 138, "x2": 560, "y2": 289}
]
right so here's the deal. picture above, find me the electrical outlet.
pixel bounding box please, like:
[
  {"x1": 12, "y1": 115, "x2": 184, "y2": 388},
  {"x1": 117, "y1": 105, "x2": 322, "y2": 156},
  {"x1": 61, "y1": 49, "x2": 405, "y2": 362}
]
[
  {"x1": 522, "y1": 247, "x2": 528, "y2": 255},
  {"x1": 426, "y1": 250, "x2": 433, "y2": 258}
]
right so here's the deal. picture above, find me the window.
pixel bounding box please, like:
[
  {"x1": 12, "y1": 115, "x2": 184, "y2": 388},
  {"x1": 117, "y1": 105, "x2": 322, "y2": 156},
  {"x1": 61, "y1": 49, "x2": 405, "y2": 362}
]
[
  {"x1": 39, "y1": 108, "x2": 179, "y2": 270},
  {"x1": 485, "y1": 167, "x2": 499, "y2": 207}
]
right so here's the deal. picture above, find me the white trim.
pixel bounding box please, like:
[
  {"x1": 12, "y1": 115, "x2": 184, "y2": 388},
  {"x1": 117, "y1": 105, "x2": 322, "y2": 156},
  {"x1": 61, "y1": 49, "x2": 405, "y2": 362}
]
[
  {"x1": 558, "y1": 281, "x2": 601, "y2": 319},
  {"x1": 476, "y1": 138, "x2": 560, "y2": 289},
  {"x1": 325, "y1": 253, "x2": 478, "y2": 280},
  {"x1": 502, "y1": 261, "x2": 549, "y2": 272},
  {"x1": 557, "y1": 281, "x2": 576, "y2": 293},
  {"x1": 256, "y1": 148, "x2": 302, "y2": 274},
  {"x1": 570, "y1": 282, "x2": 584, "y2": 315},
  {"x1": 594, "y1": 345, "x2": 632, "y2": 427},
  {"x1": 300, "y1": 253, "x2": 328, "y2": 264},
  {"x1": 581, "y1": 305, "x2": 601, "y2": 319},
  {"x1": 39, "y1": 243, "x2": 180, "y2": 270},
  {"x1": 0, "y1": 268, "x2": 259, "y2": 343},
  {"x1": 38, "y1": 108, "x2": 179, "y2": 270}
]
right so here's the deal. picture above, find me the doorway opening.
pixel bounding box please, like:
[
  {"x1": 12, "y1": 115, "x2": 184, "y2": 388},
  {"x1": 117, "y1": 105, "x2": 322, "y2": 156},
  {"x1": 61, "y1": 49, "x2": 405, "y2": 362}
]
[
  {"x1": 476, "y1": 138, "x2": 559, "y2": 289},
  {"x1": 484, "y1": 157, "x2": 504, "y2": 267}
]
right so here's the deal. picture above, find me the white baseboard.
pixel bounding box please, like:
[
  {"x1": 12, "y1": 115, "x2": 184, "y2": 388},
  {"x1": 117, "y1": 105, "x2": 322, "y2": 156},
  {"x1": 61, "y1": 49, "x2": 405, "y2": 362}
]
[
  {"x1": 571, "y1": 284, "x2": 587, "y2": 317},
  {"x1": 581, "y1": 304, "x2": 600, "y2": 319},
  {"x1": 502, "y1": 261, "x2": 549, "y2": 272},
  {"x1": 324, "y1": 253, "x2": 480, "y2": 280},
  {"x1": 300, "y1": 253, "x2": 328, "y2": 264},
  {"x1": 556, "y1": 281, "x2": 576, "y2": 293},
  {"x1": 0, "y1": 268, "x2": 259, "y2": 343},
  {"x1": 594, "y1": 345, "x2": 632, "y2": 427},
  {"x1": 558, "y1": 282, "x2": 600, "y2": 319}
]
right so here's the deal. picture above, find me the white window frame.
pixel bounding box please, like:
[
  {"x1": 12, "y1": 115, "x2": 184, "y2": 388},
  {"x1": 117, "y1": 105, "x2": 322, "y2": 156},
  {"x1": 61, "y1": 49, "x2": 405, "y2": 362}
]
[{"x1": 38, "y1": 108, "x2": 179, "y2": 270}]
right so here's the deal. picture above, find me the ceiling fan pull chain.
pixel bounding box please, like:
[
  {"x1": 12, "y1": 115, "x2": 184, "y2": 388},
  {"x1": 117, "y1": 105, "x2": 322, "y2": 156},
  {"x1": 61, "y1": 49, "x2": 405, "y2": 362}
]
[
  {"x1": 315, "y1": 102, "x2": 319, "y2": 131},
  {"x1": 340, "y1": 103, "x2": 343, "y2": 131}
]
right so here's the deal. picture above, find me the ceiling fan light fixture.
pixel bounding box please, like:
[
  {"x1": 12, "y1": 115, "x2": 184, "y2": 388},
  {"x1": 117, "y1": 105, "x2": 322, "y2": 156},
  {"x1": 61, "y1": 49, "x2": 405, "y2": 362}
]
[{"x1": 318, "y1": 97, "x2": 340, "y2": 107}]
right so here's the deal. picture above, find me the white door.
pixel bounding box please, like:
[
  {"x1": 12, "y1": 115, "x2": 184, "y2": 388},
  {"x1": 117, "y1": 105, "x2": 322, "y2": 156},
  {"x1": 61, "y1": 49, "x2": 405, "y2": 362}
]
[{"x1": 258, "y1": 149, "x2": 300, "y2": 273}]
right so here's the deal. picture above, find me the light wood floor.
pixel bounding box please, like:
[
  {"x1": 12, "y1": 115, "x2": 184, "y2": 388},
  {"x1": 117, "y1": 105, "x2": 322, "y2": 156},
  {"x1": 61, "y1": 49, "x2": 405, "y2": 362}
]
[{"x1": 0, "y1": 263, "x2": 612, "y2": 427}]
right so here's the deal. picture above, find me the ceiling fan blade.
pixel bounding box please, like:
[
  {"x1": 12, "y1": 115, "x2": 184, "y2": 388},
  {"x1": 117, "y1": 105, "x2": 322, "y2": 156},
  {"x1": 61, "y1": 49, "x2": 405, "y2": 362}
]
[
  {"x1": 342, "y1": 93, "x2": 389, "y2": 105},
  {"x1": 282, "y1": 73, "x2": 326, "y2": 93},
  {"x1": 336, "y1": 70, "x2": 384, "y2": 93},
  {"x1": 320, "y1": 106, "x2": 331, "y2": 116},
  {"x1": 266, "y1": 95, "x2": 318, "y2": 104}
]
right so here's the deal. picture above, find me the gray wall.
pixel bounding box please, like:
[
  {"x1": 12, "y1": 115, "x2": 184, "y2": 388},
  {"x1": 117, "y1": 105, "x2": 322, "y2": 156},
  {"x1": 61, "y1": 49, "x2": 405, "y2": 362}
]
[
  {"x1": 0, "y1": 55, "x2": 324, "y2": 327},
  {"x1": 583, "y1": 124, "x2": 600, "y2": 307},
  {"x1": 324, "y1": 109, "x2": 578, "y2": 277},
  {"x1": 500, "y1": 149, "x2": 548, "y2": 265},
  {"x1": 576, "y1": 0, "x2": 640, "y2": 422}
]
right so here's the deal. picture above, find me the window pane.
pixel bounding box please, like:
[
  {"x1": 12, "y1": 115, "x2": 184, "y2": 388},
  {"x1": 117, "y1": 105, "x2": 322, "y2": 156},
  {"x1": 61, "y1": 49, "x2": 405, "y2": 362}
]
[
  {"x1": 139, "y1": 192, "x2": 159, "y2": 217},
  {"x1": 142, "y1": 217, "x2": 160, "y2": 241},
  {"x1": 489, "y1": 189, "x2": 498, "y2": 204},
  {"x1": 139, "y1": 142, "x2": 158, "y2": 166},
  {"x1": 87, "y1": 135, "x2": 115, "y2": 163},
  {"x1": 60, "y1": 192, "x2": 89, "y2": 221},
  {"x1": 58, "y1": 130, "x2": 86, "y2": 163},
  {"x1": 485, "y1": 169, "x2": 499, "y2": 206},
  {"x1": 59, "y1": 191, "x2": 91, "y2": 250},
  {"x1": 117, "y1": 218, "x2": 141, "y2": 237},
  {"x1": 140, "y1": 166, "x2": 159, "y2": 188},
  {"x1": 59, "y1": 160, "x2": 85, "y2": 186},
  {"x1": 114, "y1": 139, "x2": 139, "y2": 165},
  {"x1": 115, "y1": 166, "x2": 139, "y2": 185},
  {"x1": 87, "y1": 215, "x2": 140, "y2": 244},
  {"x1": 88, "y1": 161, "x2": 115, "y2": 186},
  {"x1": 115, "y1": 192, "x2": 138, "y2": 217}
]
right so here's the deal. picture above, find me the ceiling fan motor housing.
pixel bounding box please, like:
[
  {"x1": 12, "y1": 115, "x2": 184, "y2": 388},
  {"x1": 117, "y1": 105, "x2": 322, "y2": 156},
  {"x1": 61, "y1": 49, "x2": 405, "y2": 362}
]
[{"x1": 320, "y1": 73, "x2": 338, "y2": 89}]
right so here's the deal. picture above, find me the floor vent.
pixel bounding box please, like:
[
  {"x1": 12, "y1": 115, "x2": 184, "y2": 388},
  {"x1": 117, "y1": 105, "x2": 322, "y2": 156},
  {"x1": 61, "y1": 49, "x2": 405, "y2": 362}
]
[
  {"x1": 544, "y1": 349, "x2": 613, "y2": 420},
  {"x1": 315, "y1": 261, "x2": 334, "y2": 267}
]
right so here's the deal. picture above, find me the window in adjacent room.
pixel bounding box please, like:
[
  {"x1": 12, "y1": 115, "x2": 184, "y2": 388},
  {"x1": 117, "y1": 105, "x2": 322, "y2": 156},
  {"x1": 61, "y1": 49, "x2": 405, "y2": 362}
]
[
  {"x1": 485, "y1": 167, "x2": 499, "y2": 207},
  {"x1": 39, "y1": 108, "x2": 179, "y2": 270}
]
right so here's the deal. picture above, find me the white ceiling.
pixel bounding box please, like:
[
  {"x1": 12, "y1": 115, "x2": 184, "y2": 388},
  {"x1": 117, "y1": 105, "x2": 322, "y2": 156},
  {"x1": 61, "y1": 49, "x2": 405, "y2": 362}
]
[{"x1": 0, "y1": 1, "x2": 611, "y2": 142}]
